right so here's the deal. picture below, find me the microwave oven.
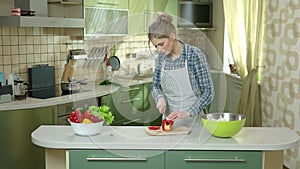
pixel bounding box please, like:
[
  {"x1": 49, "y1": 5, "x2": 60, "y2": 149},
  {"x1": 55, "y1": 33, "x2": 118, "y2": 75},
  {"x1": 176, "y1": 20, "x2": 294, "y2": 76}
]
[{"x1": 178, "y1": 1, "x2": 213, "y2": 28}]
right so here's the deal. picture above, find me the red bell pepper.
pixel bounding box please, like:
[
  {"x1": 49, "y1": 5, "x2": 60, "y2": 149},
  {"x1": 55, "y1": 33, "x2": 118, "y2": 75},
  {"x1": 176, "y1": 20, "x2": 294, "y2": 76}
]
[
  {"x1": 148, "y1": 126, "x2": 161, "y2": 130},
  {"x1": 162, "y1": 119, "x2": 174, "y2": 131}
]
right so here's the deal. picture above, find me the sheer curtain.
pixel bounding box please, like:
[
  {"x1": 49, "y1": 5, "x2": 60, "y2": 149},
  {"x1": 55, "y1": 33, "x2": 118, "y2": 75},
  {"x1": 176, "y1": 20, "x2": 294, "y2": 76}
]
[{"x1": 223, "y1": 0, "x2": 265, "y2": 126}]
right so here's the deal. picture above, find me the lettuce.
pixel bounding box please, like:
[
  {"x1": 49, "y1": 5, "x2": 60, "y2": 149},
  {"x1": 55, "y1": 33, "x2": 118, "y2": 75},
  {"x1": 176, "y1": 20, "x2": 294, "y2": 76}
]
[{"x1": 89, "y1": 105, "x2": 114, "y2": 125}]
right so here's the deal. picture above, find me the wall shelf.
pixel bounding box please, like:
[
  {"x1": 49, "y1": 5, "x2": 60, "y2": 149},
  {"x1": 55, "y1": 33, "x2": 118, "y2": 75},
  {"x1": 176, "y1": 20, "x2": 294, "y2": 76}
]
[{"x1": 0, "y1": 16, "x2": 84, "y2": 28}]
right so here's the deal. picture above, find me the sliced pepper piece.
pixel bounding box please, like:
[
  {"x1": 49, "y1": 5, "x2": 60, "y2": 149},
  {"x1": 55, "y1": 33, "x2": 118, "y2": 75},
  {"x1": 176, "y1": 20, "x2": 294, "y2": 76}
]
[{"x1": 148, "y1": 126, "x2": 161, "y2": 130}]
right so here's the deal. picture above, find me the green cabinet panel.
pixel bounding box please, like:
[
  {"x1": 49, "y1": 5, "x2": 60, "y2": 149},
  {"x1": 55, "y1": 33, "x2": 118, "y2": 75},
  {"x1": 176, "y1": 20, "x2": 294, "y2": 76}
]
[
  {"x1": 142, "y1": 82, "x2": 162, "y2": 126},
  {"x1": 0, "y1": 106, "x2": 57, "y2": 169},
  {"x1": 100, "y1": 83, "x2": 161, "y2": 126},
  {"x1": 128, "y1": 0, "x2": 178, "y2": 35},
  {"x1": 166, "y1": 150, "x2": 263, "y2": 169},
  {"x1": 101, "y1": 84, "x2": 144, "y2": 126},
  {"x1": 69, "y1": 150, "x2": 164, "y2": 169},
  {"x1": 68, "y1": 150, "x2": 264, "y2": 169}
]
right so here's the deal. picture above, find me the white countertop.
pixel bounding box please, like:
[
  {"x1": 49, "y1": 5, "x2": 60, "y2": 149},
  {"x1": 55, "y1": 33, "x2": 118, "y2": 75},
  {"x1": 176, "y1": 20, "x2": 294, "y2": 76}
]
[
  {"x1": 31, "y1": 125, "x2": 299, "y2": 151},
  {"x1": 0, "y1": 84, "x2": 118, "y2": 111},
  {"x1": 0, "y1": 78, "x2": 152, "y2": 111}
]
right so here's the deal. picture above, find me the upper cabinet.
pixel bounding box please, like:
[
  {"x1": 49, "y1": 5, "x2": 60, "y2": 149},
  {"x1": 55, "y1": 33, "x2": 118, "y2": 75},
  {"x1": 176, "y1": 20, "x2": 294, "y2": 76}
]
[
  {"x1": 84, "y1": 0, "x2": 128, "y2": 9},
  {"x1": 83, "y1": 0, "x2": 129, "y2": 36},
  {"x1": 0, "y1": 0, "x2": 84, "y2": 28},
  {"x1": 128, "y1": 0, "x2": 178, "y2": 35},
  {"x1": 48, "y1": 0, "x2": 83, "y2": 19}
]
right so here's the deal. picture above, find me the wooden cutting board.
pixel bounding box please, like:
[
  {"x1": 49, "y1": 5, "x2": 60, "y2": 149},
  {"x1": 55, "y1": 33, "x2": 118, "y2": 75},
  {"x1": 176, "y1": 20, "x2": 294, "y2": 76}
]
[
  {"x1": 61, "y1": 63, "x2": 75, "y2": 81},
  {"x1": 145, "y1": 126, "x2": 191, "y2": 136}
]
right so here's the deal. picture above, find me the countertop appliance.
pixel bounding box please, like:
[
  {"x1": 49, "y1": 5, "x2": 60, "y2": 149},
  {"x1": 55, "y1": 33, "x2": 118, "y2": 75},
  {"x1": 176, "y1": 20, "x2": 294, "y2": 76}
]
[
  {"x1": 178, "y1": 1, "x2": 213, "y2": 28},
  {"x1": 28, "y1": 64, "x2": 55, "y2": 99},
  {"x1": 0, "y1": 84, "x2": 13, "y2": 103}
]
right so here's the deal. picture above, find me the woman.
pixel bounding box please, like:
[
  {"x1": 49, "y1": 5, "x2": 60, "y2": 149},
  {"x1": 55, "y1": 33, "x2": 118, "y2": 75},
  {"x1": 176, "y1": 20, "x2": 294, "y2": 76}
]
[{"x1": 148, "y1": 12, "x2": 214, "y2": 127}]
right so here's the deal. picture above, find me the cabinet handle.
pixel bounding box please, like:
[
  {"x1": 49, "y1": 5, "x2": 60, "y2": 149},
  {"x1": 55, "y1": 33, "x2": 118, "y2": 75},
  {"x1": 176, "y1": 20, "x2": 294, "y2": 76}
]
[
  {"x1": 121, "y1": 87, "x2": 141, "y2": 92},
  {"x1": 144, "y1": 10, "x2": 150, "y2": 32},
  {"x1": 51, "y1": 107, "x2": 57, "y2": 125},
  {"x1": 48, "y1": 1, "x2": 81, "y2": 5},
  {"x1": 184, "y1": 157, "x2": 246, "y2": 162},
  {"x1": 97, "y1": 1, "x2": 118, "y2": 6},
  {"x1": 86, "y1": 157, "x2": 146, "y2": 161},
  {"x1": 122, "y1": 98, "x2": 141, "y2": 103}
]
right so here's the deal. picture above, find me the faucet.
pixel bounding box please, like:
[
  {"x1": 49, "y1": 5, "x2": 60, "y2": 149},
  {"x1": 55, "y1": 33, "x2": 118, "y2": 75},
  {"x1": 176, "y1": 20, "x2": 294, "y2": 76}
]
[{"x1": 137, "y1": 63, "x2": 143, "y2": 75}]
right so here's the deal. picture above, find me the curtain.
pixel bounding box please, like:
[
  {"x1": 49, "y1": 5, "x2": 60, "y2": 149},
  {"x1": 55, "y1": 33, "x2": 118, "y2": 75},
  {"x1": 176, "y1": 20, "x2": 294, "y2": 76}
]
[
  {"x1": 237, "y1": 69, "x2": 261, "y2": 126},
  {"x1": 223, "y1": 0, "x2": 265, "y2": 126}
]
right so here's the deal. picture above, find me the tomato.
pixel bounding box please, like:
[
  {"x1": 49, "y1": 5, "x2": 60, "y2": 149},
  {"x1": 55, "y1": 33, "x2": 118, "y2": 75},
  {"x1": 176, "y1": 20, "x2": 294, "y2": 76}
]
[
  {"x1": 84, "y1": 110, "x2": 92, "y2": 119},
  {"x1": 69, "y1": 111, "x2": 79, "y2": 123},
  {"x1": 148, "y1": 126, "x2": 160, "y2": 130},
  {"x1": 74, "y1": 109, "x2": 84, "y2": 123},
  {"x1": 89, "y1": 114, "x2": 102, "y2": 123},
  {"x1": 162, "y1": 119, "x2": 174, "y2": 131}
]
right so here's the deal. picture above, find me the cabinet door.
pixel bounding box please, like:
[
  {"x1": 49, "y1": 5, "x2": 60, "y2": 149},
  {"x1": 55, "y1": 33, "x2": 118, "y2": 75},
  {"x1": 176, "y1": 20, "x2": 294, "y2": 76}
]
[
  {"x1": 142, "y1": 82, "x2": 162, "y2": 126},
  {"x1": 166, "y1": 150, "x2": 263, "y2": 169},
  {"x1": 84, "y1": 6, "x2": 128, "y2": 35},
  {"x1": 128, "y1": 0, "x2": 147, "y2": 35},
  {"x1": 128, "y1": 0, "x2": 177, "y2": 35},
  {"x1": 69, "y1": 150, "x2": 164, "y2": 169},
  {"x1": 101, "y1": 84, "x2": 145, "y2": 126},
  {"x1": 48, "y1": 0, "x2": 83, "y2": 18},
  {"x1": 0, "y1": 106, "x2": 57, "y2": 169}
]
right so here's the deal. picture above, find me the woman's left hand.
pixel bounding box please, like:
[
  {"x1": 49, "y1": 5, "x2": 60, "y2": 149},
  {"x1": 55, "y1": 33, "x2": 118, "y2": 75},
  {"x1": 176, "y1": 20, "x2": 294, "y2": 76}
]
[{"x1": 167, "y1": 111, "x2": 190, "y2": 121}]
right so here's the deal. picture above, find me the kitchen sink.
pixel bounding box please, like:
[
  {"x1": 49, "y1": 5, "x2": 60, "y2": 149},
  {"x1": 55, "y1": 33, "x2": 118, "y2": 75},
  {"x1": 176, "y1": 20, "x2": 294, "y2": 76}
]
[
  {"x1": 133, "y1": 74, "x2": 152, "y2": 80},
  {"x1": 113, "y1": 68, "x2": 153, "y2": 81},
  {"x1": 133, "y1": 69, "x2": 153, "y2": 80}
]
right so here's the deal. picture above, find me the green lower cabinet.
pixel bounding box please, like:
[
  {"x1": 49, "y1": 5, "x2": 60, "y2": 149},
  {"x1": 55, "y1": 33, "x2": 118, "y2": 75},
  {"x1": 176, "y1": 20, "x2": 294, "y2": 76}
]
[
  {"x1": 102, "y1": 84, "x2": 144, "y2": 126},
  {"x1": 100, "y1": 83, "x2": 161, "y2": 126},
  {"x1": 166, "y1": 150, "x2": 263, "y2": 169},
  {"x1": 0, "y1": 106, "x2": 57, "y2": 169},
  {"x1": 69, "y1": 150, "x2": 164, "y2": 169}
]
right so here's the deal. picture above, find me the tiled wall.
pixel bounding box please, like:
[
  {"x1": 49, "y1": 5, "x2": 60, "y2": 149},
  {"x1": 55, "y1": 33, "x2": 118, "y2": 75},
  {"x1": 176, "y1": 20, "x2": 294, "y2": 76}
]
[
  {"x1": 0, "y1": 26, "x2": 155, "y2": 86},
  {"x1": 0, "y1": 26, "x2": 84, "y2": 84},
  {"x1": 0, "y1": 26, "x2": 215, "y2": 89}
]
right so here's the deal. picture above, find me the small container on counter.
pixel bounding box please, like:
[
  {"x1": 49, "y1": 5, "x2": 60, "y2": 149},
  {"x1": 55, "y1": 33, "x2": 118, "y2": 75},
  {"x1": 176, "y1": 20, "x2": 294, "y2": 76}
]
[
  {"x1": 0, "y1": 72, "x2": 3, "y2": 83},
  {"x1": 20, "y1": 10, "x2": 36, "y2": 16},
  {"x1": 11, "y1": 7, "x2": 21, "y2": 16},
  {"x1": 0, "y1": 84, "x2": 13, "y2": 104},
  {"x1": 106, "y1": 64, "x2": 112, "y2": 81}
]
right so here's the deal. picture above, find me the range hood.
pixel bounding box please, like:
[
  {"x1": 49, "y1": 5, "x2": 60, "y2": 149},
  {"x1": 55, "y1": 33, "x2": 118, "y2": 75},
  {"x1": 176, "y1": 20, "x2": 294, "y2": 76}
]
[{"x1": 0, "y1": 16, "x2": 84, "y2": 28}]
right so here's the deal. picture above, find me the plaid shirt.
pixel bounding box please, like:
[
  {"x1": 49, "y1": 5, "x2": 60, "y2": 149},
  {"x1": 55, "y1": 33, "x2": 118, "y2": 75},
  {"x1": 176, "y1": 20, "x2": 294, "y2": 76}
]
[{"x1": 151, "y1": 41, "x2": 214, "y2": 117}]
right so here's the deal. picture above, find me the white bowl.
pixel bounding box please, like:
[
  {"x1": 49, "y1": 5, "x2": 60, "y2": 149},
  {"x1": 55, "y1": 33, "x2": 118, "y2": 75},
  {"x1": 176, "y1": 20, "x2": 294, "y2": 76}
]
[{"x1": 68, "y1": 119, "x2": 104, "y2": 136}]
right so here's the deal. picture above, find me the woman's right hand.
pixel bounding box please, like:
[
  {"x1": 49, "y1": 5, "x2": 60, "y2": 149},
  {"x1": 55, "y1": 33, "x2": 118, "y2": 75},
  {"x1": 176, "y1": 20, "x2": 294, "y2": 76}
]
[{"x1": 156, "y1": 98, "x2": 166, "y2": 114}]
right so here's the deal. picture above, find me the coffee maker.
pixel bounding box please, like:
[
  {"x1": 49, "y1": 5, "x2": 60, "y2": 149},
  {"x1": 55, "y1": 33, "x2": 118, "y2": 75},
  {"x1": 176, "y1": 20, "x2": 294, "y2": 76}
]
[{"x1": 13, "y1": 74, "x2": 29, "y2": 100}]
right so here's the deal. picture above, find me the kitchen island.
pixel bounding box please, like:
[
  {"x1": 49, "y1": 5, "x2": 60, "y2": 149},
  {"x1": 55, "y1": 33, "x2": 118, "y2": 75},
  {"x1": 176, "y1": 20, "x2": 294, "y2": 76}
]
[{"x1": 31, "y1": 124, "x2": 299, "y2": 169}]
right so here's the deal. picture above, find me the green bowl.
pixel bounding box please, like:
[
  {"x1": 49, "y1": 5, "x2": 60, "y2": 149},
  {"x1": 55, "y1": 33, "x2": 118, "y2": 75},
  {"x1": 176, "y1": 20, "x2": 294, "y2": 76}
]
[{"x1": 201, "y1": 113, "x2": 246, "y2": 138}]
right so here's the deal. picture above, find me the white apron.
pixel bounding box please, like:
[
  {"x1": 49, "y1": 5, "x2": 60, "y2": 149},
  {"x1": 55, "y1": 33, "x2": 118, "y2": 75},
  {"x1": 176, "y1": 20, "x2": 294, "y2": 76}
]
[{"x1": 161, "y1": 58, "x2": 199, "y2": 128}]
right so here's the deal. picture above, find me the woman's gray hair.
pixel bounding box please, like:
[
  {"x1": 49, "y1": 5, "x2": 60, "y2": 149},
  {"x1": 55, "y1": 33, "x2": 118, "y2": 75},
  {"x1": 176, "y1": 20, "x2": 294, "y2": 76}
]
[{"x1": 148, "y1": 12, "x2": 176, "y2": 40}]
